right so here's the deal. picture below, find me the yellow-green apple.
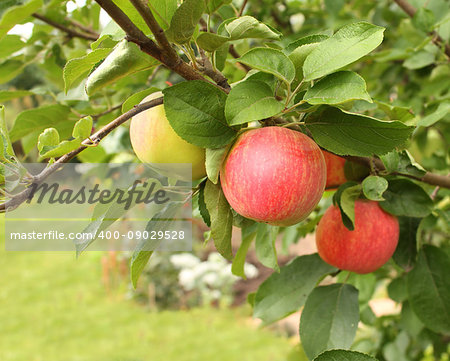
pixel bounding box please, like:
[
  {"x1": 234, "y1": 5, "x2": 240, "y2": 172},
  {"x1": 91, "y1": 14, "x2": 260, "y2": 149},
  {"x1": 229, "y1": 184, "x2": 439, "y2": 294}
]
[
  {"x1": 316, "y1": 200, "x2": 399, "y2": 274},
  {"x1": 220, "y1": 126, "x2": 326, "y2": 226},
  {"x1": 129, "y1": 92, "x2": 206, "y2": 180},
  {"x1": 322, "y1": 150, "x2": 347, "y2": 189}
]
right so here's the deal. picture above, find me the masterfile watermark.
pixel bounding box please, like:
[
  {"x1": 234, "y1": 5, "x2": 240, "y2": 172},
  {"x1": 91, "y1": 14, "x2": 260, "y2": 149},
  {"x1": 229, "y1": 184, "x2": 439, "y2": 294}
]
[
  {"x1": 4, "y1": 163, "x2": 193, "y2": 251},
  {"x1": 27, "y1": 179, "x2": 169, "y2": 210}
]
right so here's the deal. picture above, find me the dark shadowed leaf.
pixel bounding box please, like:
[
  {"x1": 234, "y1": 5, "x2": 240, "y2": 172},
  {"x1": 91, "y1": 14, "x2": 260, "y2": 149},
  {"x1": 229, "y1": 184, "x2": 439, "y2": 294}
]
[
  {"x1": 306, "y1": 107, "x2": 414, "y2": 156},
  {"x1": 204, "y1": 180, "x2": 233, "y2": 259},
  {"x1": 254, "y1": 254, "x2": 336, "y2": 324},
  {"x1": 163, "y1": 80, "x2": 237, "y2": 148},
  {"x1": 300, "y1": 283, "x2": 359, "y2": 360},
  {"x1": 407, "y1": 245, "x2": 450, "y2": 334},
  {"x1": 379, "y1": 179, "x2": 433, "y2": 218}
]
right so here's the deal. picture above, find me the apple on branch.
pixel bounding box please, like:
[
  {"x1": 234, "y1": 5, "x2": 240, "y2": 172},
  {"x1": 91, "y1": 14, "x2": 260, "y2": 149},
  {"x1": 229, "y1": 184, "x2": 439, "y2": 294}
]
[
  {"x1": 220, "y1": 126, "x2": 326, "y2": 226},
  {"x1": 129, "y1": 92, "x2": 207, "y2": 180},
  {"x1": 316, "y1": 200, "x2": 399, "y2": 274}
]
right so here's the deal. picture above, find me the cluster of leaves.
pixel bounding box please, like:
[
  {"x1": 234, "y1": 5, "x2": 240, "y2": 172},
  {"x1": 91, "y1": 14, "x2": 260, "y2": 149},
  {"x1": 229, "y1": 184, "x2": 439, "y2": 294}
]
[{"x1": 0, "y1": 1, "x2": 449, "y2": 361}]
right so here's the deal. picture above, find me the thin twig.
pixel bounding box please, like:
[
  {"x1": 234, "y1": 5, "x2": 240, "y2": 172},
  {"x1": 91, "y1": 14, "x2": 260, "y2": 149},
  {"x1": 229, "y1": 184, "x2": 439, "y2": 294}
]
[
  {"x1": 65, "y1": 17, "x2": 99, "y2": 36},
  {"x1": 346, "y1": 155, "x2": 450, "y2": 189},
  {"x1": 91, "y1": 104, "x2": 122, "y2": 120},
  {"x1": 94, "y1": 0, "x2": 212, "y2": 84},
  {"x1": 129, "y1": 0, "x2": 179, "y2": 64},
  {"x1": 0, "y1": 97, "x2": 163, "y2": 213},
  {"x1": 32, "y1": 13, "x2": 98, "y2": 41},
  {"x1": 238, "y1": 0, "x2": 248, "y2": 16},
  {"x1": 198, "y1": 49, "x2": 231, "y2": 91}
]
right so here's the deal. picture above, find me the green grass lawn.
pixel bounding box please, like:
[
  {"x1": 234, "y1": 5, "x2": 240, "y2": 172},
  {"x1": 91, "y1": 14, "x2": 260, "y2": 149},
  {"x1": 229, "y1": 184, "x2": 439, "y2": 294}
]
[{"x1": 0, "y1": 216, "x2": 295, "y2": 361}]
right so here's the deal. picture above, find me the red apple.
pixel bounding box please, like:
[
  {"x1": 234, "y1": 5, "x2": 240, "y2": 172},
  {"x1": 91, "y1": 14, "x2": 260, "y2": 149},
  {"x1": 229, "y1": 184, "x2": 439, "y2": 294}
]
[
  {"x1": 322, "y1": 150, "x2": 347, "y2": 189},
  {"x1": 130, "y1": 92, "x2": 206, "y2": 180},
  {"x1": 220, "y1": 126, "x2": 326, "y2": 226},
  {"x1": 316, "y1": 200, "x2": 399, "y2": 274}
]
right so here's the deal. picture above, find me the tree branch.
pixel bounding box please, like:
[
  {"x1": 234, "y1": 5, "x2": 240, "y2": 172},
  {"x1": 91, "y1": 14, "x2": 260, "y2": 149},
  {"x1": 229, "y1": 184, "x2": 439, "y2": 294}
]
[
  {"x1": 238, "y1": 0, "x2": 248, "y2": 17},
  {"x1": 129, "y1": 0, "x2": 178, "y2": 63},
  {"x1": 32, "y1": 13, "x2": 99, "y2": 41},
  {"x1": 393, "y1": 0, "x2": 450, "y2": 58},
  {"x1": 198, "y1": 49, "x2": 231, "y2": 91},
  {"x1": 346, "y1": 155, "x2": 450, "y2": 189},
  {"x1": 94, "y1": 0, "x2": 212, "y2": 84},
  {"x1": 65, "y1": 17, "x2": 99, "y2": 36},
  {"x1": 0, "y1": 97, "x2": 163, "y2": 213}
]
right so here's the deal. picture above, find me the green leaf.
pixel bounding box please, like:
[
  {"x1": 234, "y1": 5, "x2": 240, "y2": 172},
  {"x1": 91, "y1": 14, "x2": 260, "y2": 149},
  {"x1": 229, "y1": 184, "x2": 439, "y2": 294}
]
[
  {"x1": 303, "y1": 22, "x2": 385, "y2": 81},
  {"x1": 0, "y1": 90, "x2": 33, "y2": 103},
  {"x1": 9, "y1": 104, "x2": 72, "y2": 142},
  {"x1": 388, "y1": 275, "x2": 408, "y2": 303},
  {"x1": 197, "y1": 32, "x2": 229, "y2": 52},
  {"x1": 149, "y1": 0, "x2": 177, "y2": 30},
  {"x1": 72, "y1": 116, "x2": 93, "y2": 139},
  {"x1": 238, "y1": 48, "x2": 295, "y2": 84},
  {"x1": 286, "y1": 34, "x2": 329, "y2": 54},
  {"x1": 0, "y1": 0, "x2": 43, "y2": 41},
  {"x1": 205, "y1": 0, "x2": 232, "y2": 14},
  {"x1": 255, "y1": 223, "x2": 279, "y2": 271},
  {"x1": 394, "y1": 217, "x2": 420, "y2": 270},
  {"x1": 407, "y1": 245, "x2": 450, "y2": 334},
  {"x1": 0, "y1": 59, "x2": 25, "y2": 84},
  {"x1": 121, "y1": 201, "x2": 180, "y2": 288},
  {"x1": 63, "y1": 48, "x2": 112, "y2": 93},
  {"x1": 111, "y1": 0, "x2": 150, "y2": 34},
  {"x1": 395, "y1": 150, "x2": 427, "y2": 178},
  {"x1": 375, "y1": 101, "x2": 414, "y2": 122},
  {"x1": 379, "y1": 179, "x2": 433, "y2": 218},
  {"x1": 204, "y1": 180, "x2": 233, "y2": 259},
  {"x1": 254, "y1": 254, "x2": 336, "y2": 324},
  {"x1": 85, "y1": 40, "x2": 159, "y2": 96},
  {"x1": 336, "y1": 272, "x2": 376, "y2": 305},
  {"x1": 300, "y1": 283, "x2": 360, "y2": 360},
  {"x1": 288, "y1": 36, "x2": 328, "y2": 84},
  {"x1": 39, "y1": 138, "x2": 81, "y2": 159},
  {"x1": 130, "y1": 250, "x2": 152, "y2": 288},
  {"x1": 225, "y1": 80, "x2": 284, "y2": 125},
  {"x1": 0, "y1": 34, "x2": 25, "y2": 59},
  {"x1": 304, "y1": 71, "x2": 372, "y2": 105},
  {"x1": 225, "y1": 16, "x2": 281, "y2": 40},
  {"x1": 163, "y1": 80, "x2": 236, "y2": 148},
  {"x1": 121, "y1": 87, "x2": 159, "y2": 113},
  {"x1": 412, "y1": 7, "x2": 436, "y2": 33},
  {"x1": 232, "y1": 219, "x2": 257, "y2": 278},
  {"x1": 362, "y1": 175, "x2": 388, "y2": 201},
  {"x1": 165, "y1": 0, "x2": 205, "y2": 44},
  {"x1": 333, "y1": 183, "x2": 361, "y2": 230},
  {"x1": 198, "y1": 181, "x2": 211, "y2": 227},
  {"x1": 313, "y1": 350, "x2": 378, "y2": 361},
  {"x1": 306, "y1": 106, "x2": 414, "y2": 156},
  {"x1": 403, "y1": 51, "x2": 435, "y2": 70},
  {"x1": 91, "y1": 20, "x2": 125, "y2": 49},
  {"x1": 205, "y1": 146, "x2": 229, "y2": 184},
  {"x1": 36, "y1": 116, "x2": 92, "y2": 159},
  {"x1": 37, "y1": 127, "x2": 59, "y2": 152},
  {"x1": 0, "y1": 105, "x2": 14, "y2": 159},
  {"x1": 418, "y1": 101, "x2": 450, "y2": 127}
]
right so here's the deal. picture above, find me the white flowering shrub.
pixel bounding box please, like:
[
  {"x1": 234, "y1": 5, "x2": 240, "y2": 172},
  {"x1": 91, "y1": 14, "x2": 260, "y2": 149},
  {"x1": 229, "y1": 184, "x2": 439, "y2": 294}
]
[{"x1": 170, "y1": 252, "x2": 259, "y2": 306}]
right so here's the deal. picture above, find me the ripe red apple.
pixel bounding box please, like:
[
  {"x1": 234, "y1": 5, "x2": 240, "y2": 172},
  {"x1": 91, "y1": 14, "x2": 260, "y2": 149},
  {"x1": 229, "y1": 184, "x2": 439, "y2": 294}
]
[
  {"x1": 322, "y1": 150, "x2": 347, "y2": 189},
  {"x1": 220, "y1": 126, "x2": 326, "y2": 226},
  {"x1": 316, "y1": 200, "x2": 399, "y2": 274},
  {"x1": 130, "y1": 92, "x2": 206, "y2": 180}
]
